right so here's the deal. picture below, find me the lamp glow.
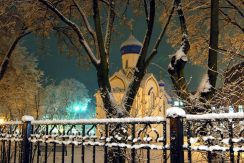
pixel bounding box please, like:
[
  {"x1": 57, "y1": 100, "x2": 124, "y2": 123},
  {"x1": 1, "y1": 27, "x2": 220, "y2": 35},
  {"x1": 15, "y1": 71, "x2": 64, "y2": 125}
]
[
  {"x1": 81, "y1": 105, "x2": 87, "y2": 111},
  {"x1": 74, "y1": 106, "x2": 81, "y2": 111},
  {"x1": 0, "y1": 118, "x2": 4, "y2": 124}
]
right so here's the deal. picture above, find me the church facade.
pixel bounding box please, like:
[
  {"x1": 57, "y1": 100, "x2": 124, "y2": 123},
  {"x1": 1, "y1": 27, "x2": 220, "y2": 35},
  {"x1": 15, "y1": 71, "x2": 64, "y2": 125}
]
[{"x1": 95, "y1": 35, "x2": 171, "y2": 118}]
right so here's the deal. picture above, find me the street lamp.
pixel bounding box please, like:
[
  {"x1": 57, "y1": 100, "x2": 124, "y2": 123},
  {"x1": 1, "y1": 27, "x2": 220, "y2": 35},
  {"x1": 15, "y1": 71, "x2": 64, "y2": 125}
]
[
  {"x1": 74, "y1": 105, "x2": 81, "y2": 112},
  {"x1": 73, "y1": 104, "x2": 87, "y2": 112}
]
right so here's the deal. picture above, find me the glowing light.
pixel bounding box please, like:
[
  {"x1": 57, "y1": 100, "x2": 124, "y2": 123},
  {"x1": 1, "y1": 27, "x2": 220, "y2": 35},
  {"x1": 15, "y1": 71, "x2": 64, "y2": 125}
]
[
  {"x1": 72, "y1": 102, "x2": 88, "y2": 113},
  {"x1": 174, "y1": 101, "x2": 179, "y2": 107},
  {"x1": 74, "y1": 106, "x2": 81, "y2": 111},
  {"x1": 0, "y1": 118, "x2": 4, "y2": 124},
  {"x1": 73, "y1": 104, "x2": 87, "y2": 112},
  {"x1": 179, "y1": 101, "x2": 184, "y2": 106},
  {"x1": 81, "y1": 105, "x2": 87, "y2": 111}
]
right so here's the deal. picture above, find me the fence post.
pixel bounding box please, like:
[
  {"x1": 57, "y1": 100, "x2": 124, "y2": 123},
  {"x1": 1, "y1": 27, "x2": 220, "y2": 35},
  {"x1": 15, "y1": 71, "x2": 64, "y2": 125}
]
[
  {"x1": 166, "y1": 107, "x2": 185, "y2": 163},
  {"x1": 21, "y1": 116, "x2": 34, "y2": 163}
]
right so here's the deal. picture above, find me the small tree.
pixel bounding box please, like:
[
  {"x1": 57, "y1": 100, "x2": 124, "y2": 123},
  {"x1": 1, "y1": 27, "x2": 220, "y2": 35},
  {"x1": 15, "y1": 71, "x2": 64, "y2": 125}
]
[{"x1": 42, "y1": 79, "x2": 91, "y2": 119}]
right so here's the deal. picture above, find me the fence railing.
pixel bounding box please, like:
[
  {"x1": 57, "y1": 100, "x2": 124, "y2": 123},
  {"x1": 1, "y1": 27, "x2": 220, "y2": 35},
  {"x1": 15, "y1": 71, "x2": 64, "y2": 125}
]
[
  {"x1": 0, "y1": 107, "x2": 243, "y2": 163},
  {"x1": 185, "y1": 113, "x2": 244, "y2": 163}
]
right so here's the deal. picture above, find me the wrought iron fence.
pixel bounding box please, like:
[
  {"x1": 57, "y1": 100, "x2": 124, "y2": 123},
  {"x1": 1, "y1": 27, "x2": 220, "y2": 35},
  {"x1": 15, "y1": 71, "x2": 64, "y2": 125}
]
[
  {"x1": 0, "y1": 121, "x2": 23, "y2": 163},
  {"x1": 185, "y1": 114, "x2": 244, "y2": 163},
  {"x1": 0, "y1": 108, "x2": 243, "y2": 163}
]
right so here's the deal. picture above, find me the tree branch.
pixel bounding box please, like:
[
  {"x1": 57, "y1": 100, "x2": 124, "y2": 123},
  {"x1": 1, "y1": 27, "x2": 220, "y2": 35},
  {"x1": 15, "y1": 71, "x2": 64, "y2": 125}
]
[
  {"x1": 104, "y1": 0, "x2": 115, "y2": 56},
  {"x1": 225, "y1": 0, "x2": 244, "y2": 18},
  {"x1": 218, "y1": 47, "x2": 244, "y2": 58},
  {"x1": 122, "y1": 0, "x2": 155, "y2": 113},
  {"x1": 219, "y1": 8, "x2": 244, "y2": 32},
  {"x1": 137, "y1": 0, "x2": 155, "y2": 68},
  {"x1": 145, "y1": 2, "x2": 175, "y2": 67},
  {"x1": 39, "y1": 0, "x2": 99, "y2": 67},
  {"x1": 168, "y1": 0, "x2": 190, "y2": 100},
  {"x1": 53, "y1": 26, "x2": 81, "y2": 54},
  {"x1": 0, "y1": 31, "x2": 31, "y2": 80},
  {"x1": 143, "y1": 0, "x2": 149, "y2": 25},
  {"x1": 206, "y1": 0, "x2": 219, "y2": 98},
  {"x1": 93, "y1": 0, "x2": 107, "y2": 70},
  {"x1": 72, "y1": 0, "x2": 96, "y2": 42}
]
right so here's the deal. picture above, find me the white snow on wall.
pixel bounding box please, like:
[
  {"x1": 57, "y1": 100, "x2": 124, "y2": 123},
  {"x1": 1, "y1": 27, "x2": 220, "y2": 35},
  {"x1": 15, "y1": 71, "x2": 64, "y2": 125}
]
[{"x1": 166, "y1": 107, "x2": 186, "y2": 118}]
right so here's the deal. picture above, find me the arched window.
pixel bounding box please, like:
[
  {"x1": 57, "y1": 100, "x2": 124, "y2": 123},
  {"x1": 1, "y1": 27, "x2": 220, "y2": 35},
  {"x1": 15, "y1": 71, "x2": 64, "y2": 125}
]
[
  {"x1": 125, "y1": 59, "x2": 128, "y2": 68},
  {"x1": 150, "y1": 91, "x2": 155, "y2": 109},
  {"x1": 148, "y1": 87, "x2": 155, "y2": 109}
]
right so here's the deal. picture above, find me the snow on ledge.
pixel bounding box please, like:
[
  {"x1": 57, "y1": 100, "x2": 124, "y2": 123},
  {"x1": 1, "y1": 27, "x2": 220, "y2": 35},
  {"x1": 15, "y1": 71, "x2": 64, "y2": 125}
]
[
  {"x1": 31, "y1": 116, "x2": 166, "y2": 125},
  {"x1": 22, "y1": 116, "x2": 34, "y2": 122},
  {"x1": 186, "y1": 113, "x2": 244, "y2": 120},
  {"x1": 166, "y1": 107, "x2": 186, "y2": 118}
]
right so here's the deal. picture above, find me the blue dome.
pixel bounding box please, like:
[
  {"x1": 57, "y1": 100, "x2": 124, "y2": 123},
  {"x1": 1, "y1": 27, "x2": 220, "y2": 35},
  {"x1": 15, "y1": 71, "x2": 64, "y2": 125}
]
[
  {"x1": 120, "y1": 35, "x2": 142, "y2": 55},
  {"x1": 158, "y1": 80, "x2": 165, "y2": 87}
]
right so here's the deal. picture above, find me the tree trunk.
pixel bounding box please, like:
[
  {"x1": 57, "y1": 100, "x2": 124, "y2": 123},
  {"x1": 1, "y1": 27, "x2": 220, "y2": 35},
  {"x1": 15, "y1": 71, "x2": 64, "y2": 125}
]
[
  {"x1": 203, "y1": 0, "x2": 219, "y2": 100},
  {"x1": 97, "y1": 66, "x2": 122, "y2": 118},
  {"x1": 123, "y1": 68, "x2": 146, "y2": 113}
]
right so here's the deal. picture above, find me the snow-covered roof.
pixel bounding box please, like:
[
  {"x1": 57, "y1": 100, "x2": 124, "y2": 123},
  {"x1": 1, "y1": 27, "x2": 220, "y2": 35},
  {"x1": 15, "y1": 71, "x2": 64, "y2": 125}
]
[
  {"x1": 120, "y1": 35, "x2": 142, "y2": 55},
  {"x1": 120, "y1": 35, "x2": 142, "y2": 48}
]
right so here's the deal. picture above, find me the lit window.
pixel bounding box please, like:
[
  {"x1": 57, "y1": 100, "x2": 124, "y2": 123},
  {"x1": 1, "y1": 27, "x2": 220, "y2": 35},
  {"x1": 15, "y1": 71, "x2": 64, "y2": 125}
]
[
  {"x1": 174, "y1": 101, "x2": 180, "y2": 107},
  {"x1": 238, "y1": 105, "x2": 243, "y2": 112},
  {"x1": 229, "y1": 106, "x2": 234, "y2": 113}
]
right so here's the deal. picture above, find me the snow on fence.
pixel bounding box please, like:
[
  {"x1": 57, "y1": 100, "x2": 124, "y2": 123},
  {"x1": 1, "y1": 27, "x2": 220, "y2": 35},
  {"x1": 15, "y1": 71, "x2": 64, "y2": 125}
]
[
  {"x1": 186, "y1": 112, "x2": 244, "y2": 120},
  {"x1": 0, "y1": 107, "x2": 243, "y2": 163},
  {"x1": 31, "y1": 116, "x2": 166, "y2": 125}
]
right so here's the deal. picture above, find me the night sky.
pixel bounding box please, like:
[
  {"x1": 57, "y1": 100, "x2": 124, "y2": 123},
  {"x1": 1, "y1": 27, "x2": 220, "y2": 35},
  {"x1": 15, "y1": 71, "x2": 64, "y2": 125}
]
[{"x1": 23, "y1": 18, "x2": 205, "y2": 102}]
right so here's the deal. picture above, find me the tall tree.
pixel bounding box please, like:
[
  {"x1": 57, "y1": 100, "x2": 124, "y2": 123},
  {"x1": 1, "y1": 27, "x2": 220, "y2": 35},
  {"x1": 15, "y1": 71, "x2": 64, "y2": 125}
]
[
  {"x1": 13, "y1": 0, "x2": 175, "y2": 117},
  {"x1": 0, "y1": 47, "x2": 43, "y2": 120},
  {"x1": 166, "y1": 0, "x2": 243, "y2": 113},
  {"x1": 42, "y1": 79, "x2": 91, "y2": 120}
]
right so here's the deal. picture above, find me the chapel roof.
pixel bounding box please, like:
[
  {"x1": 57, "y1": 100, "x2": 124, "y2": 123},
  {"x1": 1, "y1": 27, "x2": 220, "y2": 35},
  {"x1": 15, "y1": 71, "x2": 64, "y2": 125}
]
[{"x1": 120, "y1": 35, "x2": 142, "y2": 55}]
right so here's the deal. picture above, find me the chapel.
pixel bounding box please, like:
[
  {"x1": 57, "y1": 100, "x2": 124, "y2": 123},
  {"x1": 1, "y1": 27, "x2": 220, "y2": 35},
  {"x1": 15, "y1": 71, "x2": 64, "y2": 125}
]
[{"x1": 95, "y1": 35, "x2": 171, "y2": 118}]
